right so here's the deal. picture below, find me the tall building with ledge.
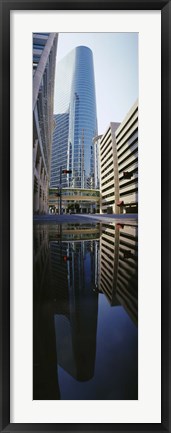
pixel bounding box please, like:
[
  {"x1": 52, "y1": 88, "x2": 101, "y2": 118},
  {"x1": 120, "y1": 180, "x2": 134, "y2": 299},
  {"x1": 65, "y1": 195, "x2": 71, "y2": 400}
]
[
  {"x1": 99, "y1": 123, "x2": 120, "y2": 213},
  {"x1": 99, "y1": 100, "x2": 138, "y2": 214},
  {"x1": 33, "y1": 33, "x2": 58, "y2": 214},
  {"x1": 115, "y1": 100, "x2": 138, "y2": 214},
  {"x1": 50, "y1": 46, "x2": 98, "y2": 190}
]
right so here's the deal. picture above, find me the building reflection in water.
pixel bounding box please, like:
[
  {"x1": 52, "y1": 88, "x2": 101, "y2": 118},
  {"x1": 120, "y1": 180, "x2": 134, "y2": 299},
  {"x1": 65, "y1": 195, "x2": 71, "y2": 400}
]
[
  {"x1": 33, "y1": 224, "x2": 99, "y2": 398},
  {"x1": 33, "y1": 225, "x2": 60, "y2": 399},
  {"x1": 33, "y1": 221, "x2": 138, "y2": 400},
  {"x1": 99, "y1": 223, "x2": 138, "y2": 325},
  {"x1": 53, "y1": 239, "x2": 98, "y2": 381}
]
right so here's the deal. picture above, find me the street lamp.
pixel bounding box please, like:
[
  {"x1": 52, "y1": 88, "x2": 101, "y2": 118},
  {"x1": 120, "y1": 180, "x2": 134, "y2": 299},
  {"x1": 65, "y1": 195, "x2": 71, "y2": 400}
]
[{"x1": 59, "y1": 166, "x2": 72, "y2": 215}]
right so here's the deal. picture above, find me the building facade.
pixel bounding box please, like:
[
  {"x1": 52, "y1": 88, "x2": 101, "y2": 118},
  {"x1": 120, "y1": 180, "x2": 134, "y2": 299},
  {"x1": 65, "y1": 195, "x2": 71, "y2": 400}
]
[
  {"x1": 115, "y1": 100, "x2": 138, "y2": 213},
  {"x1": 50, "y1": 46, "x2": 98, "y2": 190},
  {"x1": 33, "y1": 32, "x2": 58, "y2": 214},
  {"x1": 99, "y1": 100, "x2": 138, "y2": 214},
  {"x1": 99, "y1": 123, "x2": 120, "y2": 213},
  {"x1": 49, "y1": 187, "x2": 100, "y2": 214}
]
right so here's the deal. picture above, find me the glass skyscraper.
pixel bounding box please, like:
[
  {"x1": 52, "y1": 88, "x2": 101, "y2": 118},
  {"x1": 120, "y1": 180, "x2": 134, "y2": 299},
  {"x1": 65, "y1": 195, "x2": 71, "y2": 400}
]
[{"x1": 50, "y1": 46, "x2": 98, "y2": 189}]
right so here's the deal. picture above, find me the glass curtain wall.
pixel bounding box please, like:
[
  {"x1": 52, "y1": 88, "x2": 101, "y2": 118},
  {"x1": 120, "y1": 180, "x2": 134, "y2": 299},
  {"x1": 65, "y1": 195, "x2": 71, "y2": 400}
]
[{"x1": 50, "y1": 46, "x2": 97, "y2": 189}]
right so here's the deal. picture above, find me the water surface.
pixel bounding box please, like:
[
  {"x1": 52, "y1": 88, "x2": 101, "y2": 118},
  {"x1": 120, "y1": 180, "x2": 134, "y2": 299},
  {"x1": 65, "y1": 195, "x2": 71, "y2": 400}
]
[{"x1": 33, "y1": 222, "x2": 138, "y2": 400}]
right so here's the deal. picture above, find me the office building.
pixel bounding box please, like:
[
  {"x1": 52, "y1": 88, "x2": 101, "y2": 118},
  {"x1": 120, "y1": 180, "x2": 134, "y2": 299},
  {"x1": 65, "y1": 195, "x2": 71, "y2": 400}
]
[
  {"x1": 115, "y1": 100, "x2": 138, "y2": 213},
  {"x1": 50, "y1": 46, "x2": 98, "y2": 190},
  {"x1": 33, "y1": 32, "x2": 58, "y2": 214},
  {"x1": 99, "y1": 100, "x2": 138, "y2": 214},
  {"x1": 99, "y1": 123, "x2": 120, "y2": 213}
]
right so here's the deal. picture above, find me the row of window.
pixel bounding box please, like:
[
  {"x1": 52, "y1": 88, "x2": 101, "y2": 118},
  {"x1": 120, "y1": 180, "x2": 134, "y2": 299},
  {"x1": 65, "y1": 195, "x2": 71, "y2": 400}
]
[
  {"x1": 101, "y1": 182, "x2": 114, "y2": 193},
  {"x1": 117, "y1": 133, "x2": 138, "y2": 160},
  {"x1": 102, "y1": 191, "x2": 114, "y2": 199},
  {"x1": 100, "y1": 128, "x2": 111, "y2": 152},
  {"x1": 101, "y1": 199, "x2": 114, "y2": 206},
  {"x1": 117, "y1": 129, "x2": 137, "y2": 154},
  {"x1": 100, "y1": 138, "x2": 112, "y2": 159},
  {"x1": 101, "y1": 149, "x2": 113, "y2": 166},
  {"x1": 117, "y1": 129, "x2": 138, "y2": 155},
  {"x1": 101, "y1": 157, "x2": 113, "y2": 176},
  {"x1": 101, "y1": 170, "x2": 114, "y2": 182},
  {"x1": 118, "y1": 156, "x2": 138, "y2": 174},
  {"x1": 115, "y1": 106, "x2": 138, "y2": 142},
  {"x1": 119, "y1": 187, "x2": 138, "y2": 197},
  {"x1": 119, "y1": 177, "x2": 138, "y2": 190},
  {"x1": 118, "y1": 146, "x2": 138, "y2": 168}
]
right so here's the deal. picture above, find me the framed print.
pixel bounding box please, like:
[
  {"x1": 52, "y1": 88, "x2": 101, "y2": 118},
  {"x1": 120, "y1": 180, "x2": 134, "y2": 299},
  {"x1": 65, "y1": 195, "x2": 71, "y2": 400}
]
[{"x1": 0, "y1": 0, "x2": 170, "y2": 432}]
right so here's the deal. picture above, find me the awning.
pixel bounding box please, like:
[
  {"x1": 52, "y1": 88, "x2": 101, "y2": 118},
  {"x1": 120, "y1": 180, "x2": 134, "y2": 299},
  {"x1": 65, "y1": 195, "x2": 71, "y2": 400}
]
[{"x1": 117, "y1": 200, "x2": 124, "y2": 206}]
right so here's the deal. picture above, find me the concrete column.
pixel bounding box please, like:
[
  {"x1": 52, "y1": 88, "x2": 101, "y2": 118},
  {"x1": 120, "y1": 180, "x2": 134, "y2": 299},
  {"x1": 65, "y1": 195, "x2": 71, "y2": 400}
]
[
  {"x1": 37, "y1": 156, "x2": 42, "y2": 177},
  {"x1": 111, "y1": 123, "x2": 120, "y2": 214},
  {"x1": 33, "y1": 139, "x2": 38, "y2": 170},
  {"x1": 40, "y1": 168, "x2": 44, "y2": 214},
  {"x1": 33, "y1": 175, "x2": 39, "y2": 214},
  {"x1": 36, "y1": 157, "x2": 42, "y2": 214},
  {"x1": 44, "y1": 175, "x2": 49, "y2": 214},
  {"x1": 39, "y1": 185, "x2": 43, "y2": 214}
]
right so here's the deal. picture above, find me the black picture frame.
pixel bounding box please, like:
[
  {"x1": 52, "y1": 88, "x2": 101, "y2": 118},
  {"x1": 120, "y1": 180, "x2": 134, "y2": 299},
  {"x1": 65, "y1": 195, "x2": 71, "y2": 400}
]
[{"x1": 0, "y1": 0, "x2": 170, "y2": 432}]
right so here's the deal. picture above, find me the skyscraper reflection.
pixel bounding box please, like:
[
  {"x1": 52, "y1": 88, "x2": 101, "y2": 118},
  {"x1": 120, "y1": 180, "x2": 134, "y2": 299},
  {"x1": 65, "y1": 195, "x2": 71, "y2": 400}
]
[
  {"x1": 33, "y1": 224, "x2": 100, "y2": 398},
  {"x1": 53, "y1": 238, "x2": 99, "y2": 381}
]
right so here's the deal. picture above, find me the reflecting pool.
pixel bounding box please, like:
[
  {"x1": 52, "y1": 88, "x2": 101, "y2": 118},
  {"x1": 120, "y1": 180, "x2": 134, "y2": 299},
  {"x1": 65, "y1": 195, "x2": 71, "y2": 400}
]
[{"x1": 33, "y1": 222, "x2": 138, "y2": 400}]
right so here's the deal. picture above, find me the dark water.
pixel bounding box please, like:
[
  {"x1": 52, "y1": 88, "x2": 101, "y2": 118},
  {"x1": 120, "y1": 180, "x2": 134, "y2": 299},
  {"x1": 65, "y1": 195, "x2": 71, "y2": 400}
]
[{"x1": 33, "y1": 222, "x2": 138, "y2": 400}]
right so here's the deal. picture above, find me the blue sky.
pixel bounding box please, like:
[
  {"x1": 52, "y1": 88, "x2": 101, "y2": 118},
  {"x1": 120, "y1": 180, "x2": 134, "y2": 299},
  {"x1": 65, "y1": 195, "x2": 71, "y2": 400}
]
[{"x1": 54, "y1": 32, "x2": 138, "y2": 135}]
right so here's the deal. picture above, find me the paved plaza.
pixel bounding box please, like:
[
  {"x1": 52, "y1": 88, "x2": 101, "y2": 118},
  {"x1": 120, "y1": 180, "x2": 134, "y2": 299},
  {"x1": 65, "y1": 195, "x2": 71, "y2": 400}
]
[{"x1": 33, "y1": 213, "x2": 138, "y2": 226}]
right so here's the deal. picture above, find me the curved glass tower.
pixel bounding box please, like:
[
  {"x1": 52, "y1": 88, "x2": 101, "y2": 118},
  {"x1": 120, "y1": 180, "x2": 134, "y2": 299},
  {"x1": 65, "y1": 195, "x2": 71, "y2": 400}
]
[{"x1": 50, "y1": 46, "x2": 97, "y2": 189}]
